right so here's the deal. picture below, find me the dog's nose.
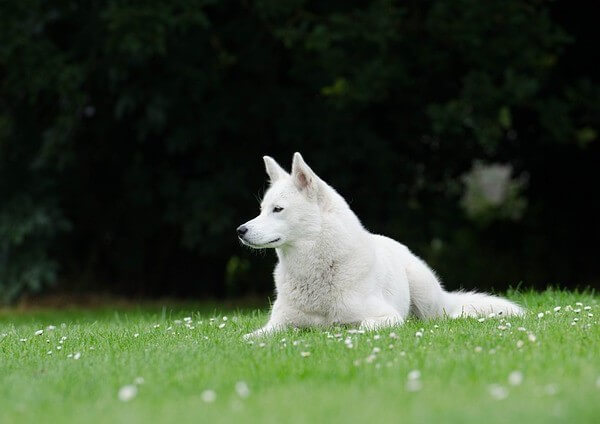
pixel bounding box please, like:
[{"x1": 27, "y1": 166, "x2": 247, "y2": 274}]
[{"x1": 237, "y1": 225, "x2": 248, "y2": 237}]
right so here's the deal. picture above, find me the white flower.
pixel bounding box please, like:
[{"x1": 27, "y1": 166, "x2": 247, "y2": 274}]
[
  {"x1": 258, "y1": 343, "x2": 265, "y2": 347},
  {"x1": 184, "y1": 317, "x2": 192, "y2": 322},
  {"x1": 415, "y1": 331, "x2": 423, "y2": 338},
  {"x1": 508, "y1": 371, "x2": 523, "y2": 386},
  {"x1": 516, "y1": 340, "x2": 524, "y2": 348},
  {"x1": 373, "y1": 334, "x2": 381, "y2": 340},
  {"x1": 223, "y1": 316, "x2": 228, "y2": 321},
  {"x1": 528, "y1": 334, "x2": 537, "y2": 342},
  {"x1": 584, "y1": 306, "x2": 591, "y2": 311},
  {"x1": 389, "y1": 332, "x2": 398, "y2": 339},
  {"x1": 488, "y1": 384, "x2": 508, "y2": 400},
  {"x1": 588, "y1": 313, "x2": 594, "y2": 317},
  {"x1": 235, "y1": 381, "x2": 250, "y2": 398},
  {"x1": 134, "y1": 377, "x2": 145, "y2": 385},
  {"x1": 153, "y1": 324, "x2": 160, "y2": 329},
  {"x1": 133, "y1": 333, "x2": 139, "y2": 338},
  {"x1": 300, "y1": 351, "x2": 311, "y2": 357},
  {"x1": 408, "y1": 370, "x2": 421, "y2": 380},
  {"x1": 488, "y1": 313, "x2": 496, "y2": 318},
  {"x1": 365, "y1": 354, "x2": 377, "y2": 363},
  {"x1": 474, "y1": 346, "x2": 483, "y2": 353},
  {"x1": 35, "y1": 330, "x2": 43, "y2": 336},
  {"x1": 201, "y1": 390, "x2": 216, "y2": 403},
  {"x1": 56, "y1": 346, "x2": 62, "y2": 350},
  {"x1": 517, "y1": 327, "x2": 526, "y2": 332},
  {"x1": 497, "y1": 325, "x2": 507, "y2": 331},
  {"x1": 553, "y1": 306, "x2": 561, "y2": 312},
  {"x1": 460, "y1": 162, "x2": 527, "y2": 220},
  {"x1": 218, "y1": 323, "x2": 226, "y2": 329},
  {"x1": 46, "y1": 325, "x2": 56, "y2": 331},
  {"x1": 576, "y1": 302, "x2": 583, "y2": 306},
  {"x1": 19, "y1": 338, "x2": 27, "y2": 342},
  {"x1": 537, "y1": 312, "x2": 544, "y2": 318},
  {"x1": 574, "y1": 309, "x2": 581, "y2": 313},
  {"x1": 118, "y1": 385, "x2": 138, "y2": 402},
  {"x1": 74, "y1": 352, "x2": 81, "y2": 360},
  {"x1": 47, "y1": 350, "x2": 53, "y2": 355},
  {"x1": 478, "y1": 318, "x2": 485, "y2": 323}
]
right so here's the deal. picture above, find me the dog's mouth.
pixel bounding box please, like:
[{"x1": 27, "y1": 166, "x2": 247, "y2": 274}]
[{"x1": 239, "y1": 237, "x2": 281, "y2": 248}]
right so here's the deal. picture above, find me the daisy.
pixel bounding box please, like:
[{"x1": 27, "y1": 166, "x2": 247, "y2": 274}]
[{"x1": 118, "y1": 385, "x2": 138, "y2": 402}]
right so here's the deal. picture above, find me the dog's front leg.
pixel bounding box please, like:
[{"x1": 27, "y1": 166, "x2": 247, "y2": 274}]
[{"x1": 243, "y1": 298, "x2": 290, "y2": 339}]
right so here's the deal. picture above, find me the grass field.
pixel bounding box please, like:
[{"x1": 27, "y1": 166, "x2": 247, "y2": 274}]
[{"x1": 1, "y1": 289, "x2": 599, "y2": 423}]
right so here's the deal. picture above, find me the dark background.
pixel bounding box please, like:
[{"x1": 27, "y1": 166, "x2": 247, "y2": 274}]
[{"x1": 1, "y1": 0, "x2": 598, "y2": 303}]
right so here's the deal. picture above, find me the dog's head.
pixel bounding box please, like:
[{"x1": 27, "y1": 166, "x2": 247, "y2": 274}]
[{"x1": 237, "y1": 153, "x2": 326, "y2": 249}]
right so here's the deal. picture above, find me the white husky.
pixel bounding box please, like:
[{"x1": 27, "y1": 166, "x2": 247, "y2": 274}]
[{"x1": 238, "y1": 153, "x2": 524, "y2": 337}]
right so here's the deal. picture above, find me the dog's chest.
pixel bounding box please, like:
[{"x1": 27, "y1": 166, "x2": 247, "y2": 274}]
[{"x1": 278, "y1": 260, "x2": 340, "y2": 316}]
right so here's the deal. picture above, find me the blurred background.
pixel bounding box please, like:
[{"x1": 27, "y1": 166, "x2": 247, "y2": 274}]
[{"x1": 0, "y1": 0, "x2": 598, "y2": 304}]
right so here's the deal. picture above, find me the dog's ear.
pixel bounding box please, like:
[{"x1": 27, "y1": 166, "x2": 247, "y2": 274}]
[
  {"x1": 263, "y1": 156, "x2": 288, "y2": 183},
  {"x1": 291, "y1": 152, "x2": 320, "y2": 196}
]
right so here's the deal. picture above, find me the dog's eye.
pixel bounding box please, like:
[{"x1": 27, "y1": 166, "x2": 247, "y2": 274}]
[{"x1": 272, "y1": 206, "x2": 284, "y2": 213}]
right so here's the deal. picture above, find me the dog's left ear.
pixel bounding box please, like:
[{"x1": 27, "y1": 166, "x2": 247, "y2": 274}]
[{"x1": 291, "y1": 152, "x2": 320, "y2": 198}]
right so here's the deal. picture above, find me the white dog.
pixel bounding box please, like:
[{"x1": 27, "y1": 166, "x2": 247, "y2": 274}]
[{"x1": 238, "y1": 153, "x2": 524, "y2": 337}]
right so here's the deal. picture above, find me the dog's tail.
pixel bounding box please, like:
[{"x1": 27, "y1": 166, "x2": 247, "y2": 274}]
[
  {"x1": 406, "y1": 252, "x2": 524, "y2": 319},
  {"x1": 441, "y1": 290, "x2": 524, "y2": 318}
]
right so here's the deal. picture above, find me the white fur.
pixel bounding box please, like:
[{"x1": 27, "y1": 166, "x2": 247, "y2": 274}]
[{"x1": 239, "y1": 153, "x2": 524, "y2": 338}]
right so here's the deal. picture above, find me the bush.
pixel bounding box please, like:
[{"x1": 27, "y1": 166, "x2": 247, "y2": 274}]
[{"x1": 1, "y1": 0, "x2": 598, "y2": 301}]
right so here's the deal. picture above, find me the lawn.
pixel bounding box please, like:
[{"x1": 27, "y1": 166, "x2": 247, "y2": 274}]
[{"x1": 1, "y1": 290, "x2": 598, "y2": 424}]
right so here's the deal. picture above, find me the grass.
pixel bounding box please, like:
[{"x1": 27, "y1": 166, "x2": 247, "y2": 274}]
[{"x1": 1, "y1": 289, "x2": 599, "y2": 424}]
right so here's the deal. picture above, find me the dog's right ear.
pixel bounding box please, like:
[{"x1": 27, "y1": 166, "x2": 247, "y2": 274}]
[{"x1": 263, "y1": 156, "x2": 288, "y2": 183}]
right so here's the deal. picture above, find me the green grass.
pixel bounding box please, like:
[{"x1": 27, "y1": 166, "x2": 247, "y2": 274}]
[{"x1": 1, "y1": 290, "x2": 599, "y2": 424}]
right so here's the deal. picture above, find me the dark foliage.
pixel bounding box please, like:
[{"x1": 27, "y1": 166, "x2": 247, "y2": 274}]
[{"x1": 1, "y1": 0, "x2": 598, "y2": 302}]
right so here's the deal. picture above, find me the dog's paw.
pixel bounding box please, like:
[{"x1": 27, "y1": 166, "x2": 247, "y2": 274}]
[
  {"x1": 359, "y1": 319, "x2": 380, "y2": 331},
  {"x1": 242, "y1": 331, "x2": 259, "y2": 340},
  {"x1": 242, "y1": 326, "x2": 273, "y2": 340},
  {"x1": 359, "y1": 316, "x2": 403, "y2": 331}
]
